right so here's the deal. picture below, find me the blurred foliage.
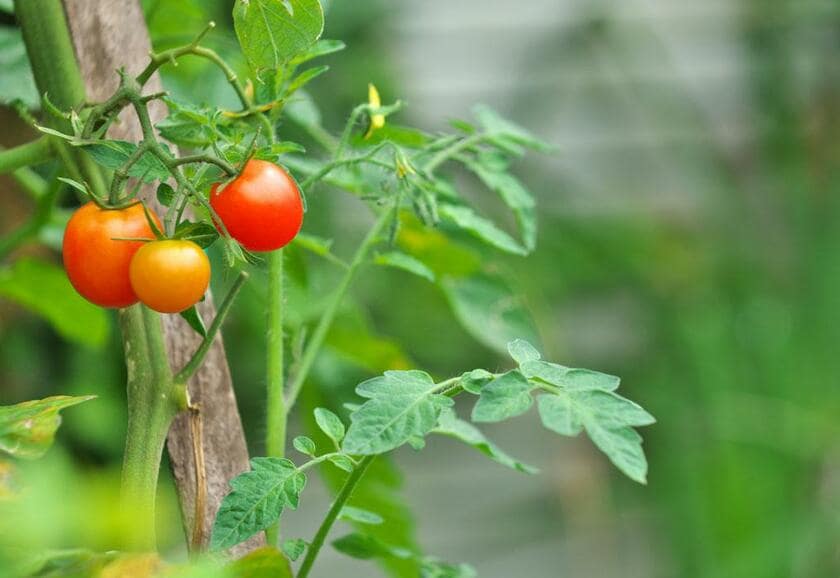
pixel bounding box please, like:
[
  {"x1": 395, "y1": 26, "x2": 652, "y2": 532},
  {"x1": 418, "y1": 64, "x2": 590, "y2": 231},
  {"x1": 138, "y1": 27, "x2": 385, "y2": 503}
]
[{"x1": 1, "y1": 0, "x2": 839, "y2": 577}]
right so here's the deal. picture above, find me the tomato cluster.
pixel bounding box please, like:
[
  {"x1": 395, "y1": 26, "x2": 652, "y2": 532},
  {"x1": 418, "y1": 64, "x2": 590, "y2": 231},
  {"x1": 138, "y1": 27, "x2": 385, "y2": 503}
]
[{"x1": 62, "y1": 160, "x2": 303, "y2": 313}]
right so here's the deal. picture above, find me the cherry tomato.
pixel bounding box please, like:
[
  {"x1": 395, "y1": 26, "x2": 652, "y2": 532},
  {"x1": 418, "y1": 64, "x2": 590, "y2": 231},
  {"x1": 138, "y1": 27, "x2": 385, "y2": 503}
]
[
  {"x1": 62, "y1": 202, "x2": 160, "y2": 308},
  {"x1": 210, "y1": 159, "x2": 303, "y2": 252},
  {"x1": 129, "y1": 239, "x2": 211, "y2": 313}
]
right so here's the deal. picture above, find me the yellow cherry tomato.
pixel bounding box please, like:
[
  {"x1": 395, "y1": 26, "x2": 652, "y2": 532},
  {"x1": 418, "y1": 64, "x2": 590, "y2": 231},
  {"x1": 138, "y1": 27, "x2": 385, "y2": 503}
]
[{"x1": 129, "y1": 239, "x2": 210, "y2": 313}]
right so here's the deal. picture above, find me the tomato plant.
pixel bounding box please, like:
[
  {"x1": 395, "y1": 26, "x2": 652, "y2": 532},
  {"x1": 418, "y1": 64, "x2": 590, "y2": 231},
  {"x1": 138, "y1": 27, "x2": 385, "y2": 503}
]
[
  {"x1": 0, "y1": 1, "x2": 655, "y2": 577},
  {"x1": 210, "y1": 159, "x2": 304, "y2": 252}
]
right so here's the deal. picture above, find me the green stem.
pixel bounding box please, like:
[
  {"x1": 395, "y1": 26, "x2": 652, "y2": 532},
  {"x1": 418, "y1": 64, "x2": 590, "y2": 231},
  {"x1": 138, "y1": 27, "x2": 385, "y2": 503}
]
[
  {"x1": 334, "y1": 104, "x2": 367, "y2": 160},
  {"x1": 0, "y1": 175, "x2": 60, "y2": 262},
  {"x1": 174, "y1": 272, "x2": 249, "y2": 385},
  {"x1": 139, "y1": 44, "x2": 248, "y2": 110},
  {"x1": 119, "y1": 305, "x2": 178, "y2": 551},
  {"x1": 422, "y1": 133, "x2": 485, "y2": 173},
  {"x1": 285, "y1": 209, "x2": 391, "y2": 411},
  {"x1": 296, "y1": 456, "x2": 376, "y2": 578},
  {"x1": 9, "y1": 165, "x2": 49, "y2": 199},
  {"x1": 299, "y1": 142, "x2": 392, "y2": 191},
  {"x1": 14, "y1": 0, "x2": 87, "y2": 112},
  {"x1": 14, "y1": 3, "x2": 180, "y2": 550},
  {"x1": 14, "y1": 0, "x2": 109, "y2": 201},
  {"x1": 171, "y1": 154, "x2": 237, "y2": 176},
  {"x1": 0, "y1": 137, "x2": 53, "y2": 174},
  {"x1": 265, "y1": 250, "x2": 286, "y2": 546}
]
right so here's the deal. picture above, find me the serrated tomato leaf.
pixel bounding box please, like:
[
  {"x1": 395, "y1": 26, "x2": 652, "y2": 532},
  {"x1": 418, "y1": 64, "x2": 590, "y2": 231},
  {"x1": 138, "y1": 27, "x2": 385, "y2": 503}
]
[
  {"x1": 343, "y1": 371, "x2": 453, "y2": 455},
  {"x1": 211, "y1": 457, "x2": 306, "y2": 550}
]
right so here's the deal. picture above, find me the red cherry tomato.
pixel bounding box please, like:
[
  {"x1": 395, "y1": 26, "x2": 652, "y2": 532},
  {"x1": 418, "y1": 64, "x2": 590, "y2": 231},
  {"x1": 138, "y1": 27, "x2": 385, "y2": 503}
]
[
  {"x1": 129, "y1": 239, "x2": 211, "y2": 314},
  {"x1": 210, "y1": 159, "x2": 304, "y2": 252},
  {"x1": 62, "y1": 202, "x2": 160, "y2": 308}
]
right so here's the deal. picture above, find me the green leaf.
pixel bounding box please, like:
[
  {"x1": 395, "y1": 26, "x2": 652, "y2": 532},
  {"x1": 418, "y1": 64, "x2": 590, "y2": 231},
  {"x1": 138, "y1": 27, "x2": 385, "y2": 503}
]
[
  {"x1": 175, "y1": 221, "x2": 220, "y2": 249},
  {"x1": 439, "y1": 204, "x2": 527, "y2": 256},
  {"x1": 473, "y1": 104, "x2": 552, "y2": 152},
  {"x1": 0, "y1": 27, "x2": 39, "y2": 106},
  {"x1": 537, "y1": 394, "x2": 582, "y2": 436},
  {"x1": 289, "y1": 38, "x2": 345, "y2": 66},
  {"x1": 179, "y1": 306, "x2": 208, "y2": 338},
  {"x1": 157, "y1": 100, "x2": 218, "y2": 147},
  {"x1": 374, "y1": 251, "x2": 435, "y2": 282},
  {"x1": 254, "y1": 141, "x2": 307, "y2": 163},
  {"x1": 459, "y1": 369, "x2": 494, "y2": 394},
  {"x1": 211, "y1": 457, "x2": 307, "y2": 550},
  {"x1": 537, "y1": 389, "x2": 654, "y2": 483},
  {"x1": 522, "y1": 361, "x2": 620, "y2": 391},
  {"x1": 441, "y1": 273, "x2": 540, "y2": 354},
  {"x1": 233, "y1": 0, "x2": 325, "y2": 73},
  {"x1": 339, "y1": 505, "x2": 384, "y2": 525},
  {"x1": 326, "y1": 454, "x2": 354, "y2": 473},
  {"x1": 342, "y1": 370, "x2": 453, "y2": 455},
  {"x1": 79, "y1": 140, "x2": 172, "y2": 182},
  {"x1": 332, "y1": 533, "x2": 412, "y2": 561},
  {"x1": 227, "y1": 546, "x2": 293, "y2": 578},
  {"x1": 156, "y1": 183, "x2": 176, "y2": 207},
  {"x1": 313, "y1": 407, "x2": 345, "y2": 446},
  {"x1": 507, "y1": 339, "x2": 540, "y2": 365},
  {"x1": 284, "y1": 65, "x2": 329, "y2": 97},
  {"x1": 292, "y1": 232, "x2": 332, "y2": 254},
  {"x1": 586, "y1": 424, "x2": 649, "y2": 484},
  {"x1": 0, "y1": 258, "x2": 109, "y2": 348},
  {"x1": 471, "y1": 371, "x2": 533, "y2": 423},
  {"x1": 56, "y1": 177, "x2": 91, "y2": 197},
  {"x1": 363, "y1": 125, "x2": 432, "y2": 149},
  {"x1": 433, "y1": 407, "x2": 537, "y2": 474},
  {"x1": 465, "y1": 160, "x2": 537, "y2": 251},
  {"x1": 292, "y1": 435, "x2": 316, "y2": 456},
  {"x1": 0, "y1": 395, "x2": 95, "y2": 459},
  {"x1": 282, "y1": 539, "x2": 307, "y2": 562}
]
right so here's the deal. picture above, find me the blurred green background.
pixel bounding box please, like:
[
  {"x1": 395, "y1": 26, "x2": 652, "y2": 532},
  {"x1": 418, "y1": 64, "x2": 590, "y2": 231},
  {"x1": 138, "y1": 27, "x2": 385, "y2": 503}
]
[{"x1": 1, "y1": 0, "x2": 839, "y2": 577}]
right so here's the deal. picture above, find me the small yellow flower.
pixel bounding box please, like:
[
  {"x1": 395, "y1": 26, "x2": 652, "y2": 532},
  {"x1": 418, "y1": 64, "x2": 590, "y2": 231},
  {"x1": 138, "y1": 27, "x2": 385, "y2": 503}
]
[{"x1": 365, "y1": 83, "x2": 385, "y2": 139}]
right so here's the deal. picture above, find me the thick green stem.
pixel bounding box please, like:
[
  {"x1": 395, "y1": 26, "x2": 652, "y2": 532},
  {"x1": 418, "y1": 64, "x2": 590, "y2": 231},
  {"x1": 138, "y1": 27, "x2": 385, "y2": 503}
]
[
  {"x1": 14, "y1": 0, "x2": 108, "y2": 200},
  {"x1": 119, "y1": 306, "x2": 178, "y2": 551},
  {"x1": 265, "y1": 250, "x2": 286, "y2": 546},
  {"x1": 0, "y1": 137, "x2": 53, "y2": 174},
  {"x1": 296, "y1": 456, "x2": 376, "y2": 578},
  {"x1": 14, "y1": 0, "x2": 86, "y2": 112},
  {"x1": 285, "y1": 209, "x2": 391, "y2": 411},
  {"x1": 14, "y1": 2, "x2": 177, "y2": 549}
]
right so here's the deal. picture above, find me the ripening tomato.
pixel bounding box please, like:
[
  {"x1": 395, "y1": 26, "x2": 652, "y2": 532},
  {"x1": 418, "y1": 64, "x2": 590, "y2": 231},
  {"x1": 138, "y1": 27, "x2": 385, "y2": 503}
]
[
  {"x1": 129, "y1": 240, "x2": 211, "y2": 313},
  {"x1": 210, "y1": 159, "x2": 303, "y2": 252},
  {"x1": 62, "y1": 202, "x2": 160, "y2": 308}
]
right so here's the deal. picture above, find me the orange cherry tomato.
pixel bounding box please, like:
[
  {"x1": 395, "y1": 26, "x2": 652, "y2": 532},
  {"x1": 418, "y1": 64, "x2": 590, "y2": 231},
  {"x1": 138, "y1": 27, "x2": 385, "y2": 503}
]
[
  {"x1": 129, "y1": 239, "x2": 211, "y2": 313},
  {"x1": 210, "y1": 159, "x2": 304, "y2": 252},
  {"x1": 62, "y1": 202, "x2": 160, "y2": 308}
]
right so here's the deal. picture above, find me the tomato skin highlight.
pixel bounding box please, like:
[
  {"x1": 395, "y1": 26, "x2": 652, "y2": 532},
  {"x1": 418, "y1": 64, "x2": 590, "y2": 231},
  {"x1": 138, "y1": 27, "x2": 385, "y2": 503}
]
[
  {"x1": 210, "y1": 159, "x2": 304, "y2": 252},
  {"x1": 62, "y1": 202, "x2": 160, "y2": 308},
  {"x1": 129, "y1": 240, "x2": 211, "y2": 314}
]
